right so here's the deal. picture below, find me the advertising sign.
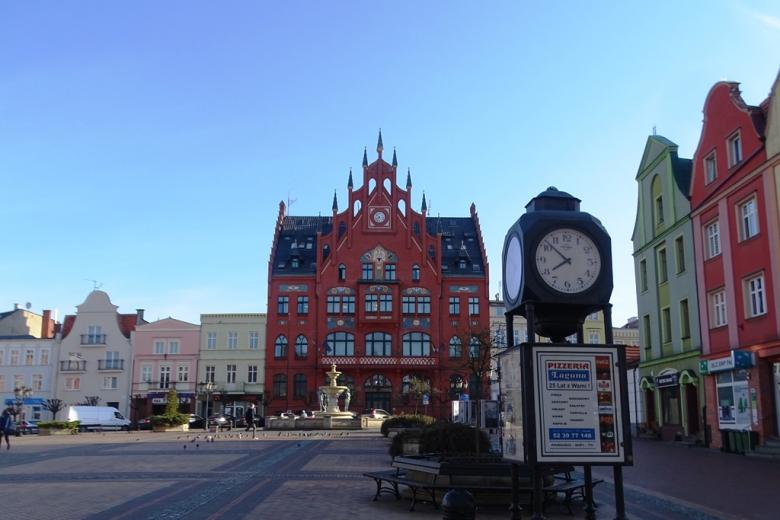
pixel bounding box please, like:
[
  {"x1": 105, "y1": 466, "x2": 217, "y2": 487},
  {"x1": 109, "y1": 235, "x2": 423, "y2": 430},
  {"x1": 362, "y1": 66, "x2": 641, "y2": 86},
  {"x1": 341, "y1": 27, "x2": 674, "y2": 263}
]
[
  {"x1": 497, "y1": 346, "x2": 524, "y2": 462},
  {"x1": 533, "y1": 345, "x2": 626, "y2": 463}
]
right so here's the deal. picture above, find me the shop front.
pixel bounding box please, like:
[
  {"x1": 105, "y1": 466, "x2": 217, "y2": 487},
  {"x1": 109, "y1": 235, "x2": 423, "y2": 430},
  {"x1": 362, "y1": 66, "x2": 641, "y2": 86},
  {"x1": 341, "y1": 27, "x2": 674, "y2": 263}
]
[
  {"x1": 700, "y1": 350, "x2": 756, "y2": 450},
  {"x1": 638, "y1": 354, "x2": 702, "y2": 441}
]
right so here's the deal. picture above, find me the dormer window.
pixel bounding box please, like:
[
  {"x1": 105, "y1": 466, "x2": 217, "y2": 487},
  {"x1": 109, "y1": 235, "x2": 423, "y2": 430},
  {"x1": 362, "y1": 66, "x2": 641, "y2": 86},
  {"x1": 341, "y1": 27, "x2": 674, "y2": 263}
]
[
  {"x1": 728, "y1": 132, "x2": 742, "y2": 167},
  {"x1": 704, "y1": 152, "x2": 717, "y2": 184},
  {"x1": 654, "y1": 195, "x2": 664, "y2": 225},
  {"x1": 291, "y1": 258, "x2": 300, "y2": 268},
  {"x1": 458, "y1": 259, "x2": 467, "y2": 269},
  {"x1": 412, "y1": 264, "x2": 420, "y2": 282}
]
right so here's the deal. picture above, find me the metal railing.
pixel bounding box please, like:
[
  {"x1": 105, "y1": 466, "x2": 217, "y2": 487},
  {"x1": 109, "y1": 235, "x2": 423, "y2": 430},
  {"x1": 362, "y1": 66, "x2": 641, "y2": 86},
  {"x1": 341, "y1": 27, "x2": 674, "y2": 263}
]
[
  {"x1": 80, "y1": 334, "x2": 106, "y2": 345},
  {"x1": 60, "y1": 360, "x2": 87, "y2": 372}
]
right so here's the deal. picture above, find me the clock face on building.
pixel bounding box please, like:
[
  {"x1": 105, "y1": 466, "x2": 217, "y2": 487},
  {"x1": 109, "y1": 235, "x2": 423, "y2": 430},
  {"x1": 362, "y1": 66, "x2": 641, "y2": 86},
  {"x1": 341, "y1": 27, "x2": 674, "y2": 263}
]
[
  {"x1": 372, "y1": 210, "x2": 386, "y2": 224},
  {"x1": 503, "y1": 234, "x2": 523, "y2": 304},
  {"x1": 534, "y1": 228, "x2": 601, "y2": 294}
]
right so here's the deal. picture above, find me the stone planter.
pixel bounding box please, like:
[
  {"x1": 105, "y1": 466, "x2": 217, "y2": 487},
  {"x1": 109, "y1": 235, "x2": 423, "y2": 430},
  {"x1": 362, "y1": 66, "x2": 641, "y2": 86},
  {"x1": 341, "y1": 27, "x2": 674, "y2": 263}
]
[{"x1": 152, "y1": 423, "x2": 189, "y2": 432}]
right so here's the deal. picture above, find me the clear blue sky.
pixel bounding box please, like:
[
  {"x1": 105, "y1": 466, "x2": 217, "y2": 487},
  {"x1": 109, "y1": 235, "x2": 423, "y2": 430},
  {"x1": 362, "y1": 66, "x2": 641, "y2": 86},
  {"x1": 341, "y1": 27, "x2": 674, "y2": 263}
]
[{"x1": 2, "y1": 1, "x2": 779, "y2": 327}]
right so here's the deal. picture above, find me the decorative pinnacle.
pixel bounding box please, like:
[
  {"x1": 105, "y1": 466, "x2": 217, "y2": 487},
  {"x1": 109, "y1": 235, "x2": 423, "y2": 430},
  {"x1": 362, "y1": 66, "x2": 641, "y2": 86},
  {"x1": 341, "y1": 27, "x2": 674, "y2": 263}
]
[
  {"x1": 362, "y1": 147, "x2": 368, "y2": 167},
  {"x1": 332, "y1": 190, "x2": 338, "y2": 212},
  {"x1": 421, "y1": 192, "x2": 427, "y2": 212},
  {"x1": 406, "y1": 167, "x2": 412, "y2": 189},
  {"x1": 348, "y1": 168, "x2": 353, "y2": 190},
  {"x1": 392, "y1": 147, "x2": 397, "y2": 167},
  {"x1": 377, "y1": 129, "x2": 384, "y2": 154}
]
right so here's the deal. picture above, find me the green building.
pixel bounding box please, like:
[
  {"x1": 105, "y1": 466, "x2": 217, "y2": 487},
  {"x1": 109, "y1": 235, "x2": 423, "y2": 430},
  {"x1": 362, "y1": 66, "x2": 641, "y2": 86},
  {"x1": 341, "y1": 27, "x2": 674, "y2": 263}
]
[{"x1": 632, "y1": 135, "x2": 703, "y2": 442}]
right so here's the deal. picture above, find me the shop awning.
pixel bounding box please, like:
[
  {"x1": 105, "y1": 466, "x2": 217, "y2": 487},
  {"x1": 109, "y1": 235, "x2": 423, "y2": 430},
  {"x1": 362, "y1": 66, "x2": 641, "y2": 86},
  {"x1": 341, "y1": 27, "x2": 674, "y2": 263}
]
[{"x1": 4, "y1": 397, "x2": 46, "y2": 406}]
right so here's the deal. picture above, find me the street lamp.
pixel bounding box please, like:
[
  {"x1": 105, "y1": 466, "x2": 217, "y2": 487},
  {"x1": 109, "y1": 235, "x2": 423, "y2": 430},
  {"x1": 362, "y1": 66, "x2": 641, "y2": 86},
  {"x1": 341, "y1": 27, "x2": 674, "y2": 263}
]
[
  {"x1": 198, "y1": 381, "x2": 215, "y2": 430},
  {"x1": 13, "y1": 386, "x2": 33, "y2": 421}
]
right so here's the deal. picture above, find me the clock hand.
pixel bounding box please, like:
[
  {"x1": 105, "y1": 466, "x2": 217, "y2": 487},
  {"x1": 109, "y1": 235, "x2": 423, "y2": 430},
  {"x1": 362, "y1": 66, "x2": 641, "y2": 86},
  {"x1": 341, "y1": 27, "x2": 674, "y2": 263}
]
[
  {"x1": 551, "y1": 257, "x2": 572, "y2": 271},
  {"x1": 545, "y1": 241, "x2": 570, "y2": 263}
]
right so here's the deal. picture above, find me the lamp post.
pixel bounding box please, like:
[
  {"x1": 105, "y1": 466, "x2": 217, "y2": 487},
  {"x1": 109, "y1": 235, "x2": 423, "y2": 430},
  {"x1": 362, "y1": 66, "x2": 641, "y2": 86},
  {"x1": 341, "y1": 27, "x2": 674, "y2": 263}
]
[
  {"x1": 198, "y1": 381, "x2": 215, "y2": 430},
  {"x1": 13, "y1": 386, "x2": 33, "y2": 421}
]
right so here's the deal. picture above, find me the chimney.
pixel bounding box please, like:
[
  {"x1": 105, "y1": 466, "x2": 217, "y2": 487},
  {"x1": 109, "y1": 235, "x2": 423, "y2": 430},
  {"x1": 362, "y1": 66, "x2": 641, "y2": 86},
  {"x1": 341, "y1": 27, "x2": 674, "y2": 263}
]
[
  {"x1": 14, "y1": 303, "x2": 20, "y2": 310},
  {"x1": 42, "y1": 309, "x2": 53, "y2": 339},
  {"x1": 136, "y1": 309, "x2": 145, "y2": 323}
]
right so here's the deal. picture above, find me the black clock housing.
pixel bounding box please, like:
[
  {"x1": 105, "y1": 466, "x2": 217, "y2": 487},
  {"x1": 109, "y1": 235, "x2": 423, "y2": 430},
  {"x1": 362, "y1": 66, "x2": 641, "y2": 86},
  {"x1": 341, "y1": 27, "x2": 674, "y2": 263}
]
[{"x1": 501, "y1": 187, "x2": 613, "y2": 339}]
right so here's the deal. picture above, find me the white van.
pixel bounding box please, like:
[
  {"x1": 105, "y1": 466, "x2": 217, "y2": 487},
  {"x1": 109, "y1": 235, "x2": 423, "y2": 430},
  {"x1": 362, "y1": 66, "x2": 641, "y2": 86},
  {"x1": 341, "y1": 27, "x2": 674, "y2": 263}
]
[{"x1": 67, "y1": 406, "x2": 130, "y2": 431}]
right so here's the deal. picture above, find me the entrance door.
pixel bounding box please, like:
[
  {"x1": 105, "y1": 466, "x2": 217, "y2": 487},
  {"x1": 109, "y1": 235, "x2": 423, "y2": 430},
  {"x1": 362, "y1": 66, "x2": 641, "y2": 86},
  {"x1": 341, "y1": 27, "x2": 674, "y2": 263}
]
[
  {"x1": 365, "y1": 393, "x2": 391, "y2": 412},
  {"x1": 774, "y1": 363, "x2": 780, "y2": 436},
  {"x1": 685, "y1": 384, "x2": 700, "y2": 435},
  {"x1": 645, "y1": 390, "x2": 657, "y2": 429},
  {"x1": 364, "y1": 374, "x2": 392, "y2": 413}
]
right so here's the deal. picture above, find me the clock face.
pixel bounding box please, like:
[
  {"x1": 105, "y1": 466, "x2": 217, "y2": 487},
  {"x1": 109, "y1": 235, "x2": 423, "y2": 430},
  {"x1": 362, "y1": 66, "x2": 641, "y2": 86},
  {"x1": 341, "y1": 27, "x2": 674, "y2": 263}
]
[
  {"x1": 372, "y1": 210, "x2": 387, "y2": 224},
  {"x1": 534, "y1": 228, "x2": 601, "y2": 294},
  {"x1": 504, "y1": 234, "x2": 523, "y2": 303}
]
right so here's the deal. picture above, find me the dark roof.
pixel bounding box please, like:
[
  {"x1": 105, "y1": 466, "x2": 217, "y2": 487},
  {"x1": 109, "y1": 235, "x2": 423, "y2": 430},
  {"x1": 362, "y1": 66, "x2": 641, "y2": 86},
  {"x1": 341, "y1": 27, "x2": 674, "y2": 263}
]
[
  {"x1": 0, "y1": 334, "x2": 36, "y2": 340},
  {"x1": 427, "y1": 216, "x2": 485, "y2": 276},
  {"x1": 272, "y1": 216, "x2": 333, "y2": 275},
  {"x1": 61, "y1": 313, "x2": 144, "y2": 339},
  {"x1": 0, "y1": 309, "x2": 19, "y2": 321},
  {"x1": 271, "y1": 215, "x2": 485, "y2": 277},
  {"x1": 671, "y1": 154, "x2": 693, "y2": 199}
]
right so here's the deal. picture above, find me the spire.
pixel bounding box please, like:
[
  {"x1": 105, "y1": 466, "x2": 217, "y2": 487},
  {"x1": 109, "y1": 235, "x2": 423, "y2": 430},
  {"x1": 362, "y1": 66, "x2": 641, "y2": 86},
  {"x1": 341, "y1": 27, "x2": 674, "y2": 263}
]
[
  {"x1": 332, "y1": 190, "x2": 338, "y2": 212},
  {"x1": 348, "y1": 168, "x2": 353, "y2": 190},
  {"x1": 362, "y1": 147, "x2": 368, "y2": 167},
  {"x1": 376, "y1": 129, "x2": 384, "y2": 155},
  {"x1": 421, "y1": 192, "x2": 427, "y2": 213},
  {"x1": 392, "y1": 147, "x2": 397, "y2": 167},
  {"x1": 406, "y1": 167, "x2": 412, "y2": 189}
]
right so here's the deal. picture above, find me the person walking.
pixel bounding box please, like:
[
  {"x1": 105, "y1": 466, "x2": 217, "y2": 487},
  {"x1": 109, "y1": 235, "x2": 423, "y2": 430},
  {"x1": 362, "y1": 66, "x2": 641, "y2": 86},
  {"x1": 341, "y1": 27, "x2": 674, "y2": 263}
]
[
  {"x1": 244, "y1": 403, "x2": 257, "y2": 439},
  {"x1": 0, "y1": 408, "x2": 14, "y2": 450}
]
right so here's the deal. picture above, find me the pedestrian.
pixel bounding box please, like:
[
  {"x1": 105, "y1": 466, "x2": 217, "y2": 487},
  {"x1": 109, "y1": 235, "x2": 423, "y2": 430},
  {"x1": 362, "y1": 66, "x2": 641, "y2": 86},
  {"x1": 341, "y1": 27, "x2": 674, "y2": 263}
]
[
  {"x1": 0, "y1": 408, "x2": 14, "y2": 450},
  {"x1": 244, "y1": 404, "x2": 257, "y2": 439}
]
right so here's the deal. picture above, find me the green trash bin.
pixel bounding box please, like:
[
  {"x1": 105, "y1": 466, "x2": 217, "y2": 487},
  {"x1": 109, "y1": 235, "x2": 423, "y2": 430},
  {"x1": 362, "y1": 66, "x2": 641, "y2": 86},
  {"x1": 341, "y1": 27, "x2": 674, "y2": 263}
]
[{"x1": 734, "y1": 431, "x2": 745, "y2": 454}]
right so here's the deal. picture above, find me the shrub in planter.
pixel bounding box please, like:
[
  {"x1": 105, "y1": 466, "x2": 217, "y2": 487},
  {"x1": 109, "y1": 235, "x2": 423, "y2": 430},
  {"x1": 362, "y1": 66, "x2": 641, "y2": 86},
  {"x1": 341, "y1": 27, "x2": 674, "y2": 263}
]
[
  {"x1": 380, "y1": 414, "x2": 436, "y2": 437},
  {"x1": 150, "y1": 413, "x2": 188, "y2": 427},
  {"x1": 389, "y1": 430, "x2": 422, "y2": 457},
  {"x1": 418, "y1": 423, "x2": 491, "y2": 456},
  {"x1": 38, "y1": 420, "x2": 80, "y2": 431}
]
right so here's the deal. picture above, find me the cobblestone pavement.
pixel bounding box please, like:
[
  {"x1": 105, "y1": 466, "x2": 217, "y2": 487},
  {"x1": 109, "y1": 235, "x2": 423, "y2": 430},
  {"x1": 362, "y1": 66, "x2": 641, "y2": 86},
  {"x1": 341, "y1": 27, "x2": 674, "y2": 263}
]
[{"x1": 0, "y1": 431, "x2": 771, "y2": 519}]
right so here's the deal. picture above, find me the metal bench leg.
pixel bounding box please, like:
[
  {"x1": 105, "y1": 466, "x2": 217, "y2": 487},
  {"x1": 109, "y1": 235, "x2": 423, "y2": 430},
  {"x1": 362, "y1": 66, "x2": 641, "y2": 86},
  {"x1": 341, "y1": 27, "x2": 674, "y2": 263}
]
[
  {"x1": 409, "y1": 487, "x2": 418, "y2": 512},
  {"x1": 392, "y1": 481, "x2": 400, "y2": 500},
  {"x1": 372, "y1": 478, "x2": 382, "y2": 501}
]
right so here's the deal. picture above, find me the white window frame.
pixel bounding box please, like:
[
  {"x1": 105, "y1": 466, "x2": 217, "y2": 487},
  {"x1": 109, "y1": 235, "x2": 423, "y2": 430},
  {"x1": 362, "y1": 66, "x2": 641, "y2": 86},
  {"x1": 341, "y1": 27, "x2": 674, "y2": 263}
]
[
  {"x1": 154, "y1": 340, "x2": 165, "y2": 355},
  {"x1": 738, "y1": 196, "x2": 759, "y2": 241},
  {"x1": 704, "y1": 152, "x2": 717, "y2": 184},
  {"x1": 249, "y1": 331, "x2": 259, "y2": 349},
  {"x1": 32, "y1": 374, "x2": 43, "y2": 391},
  {"x1": 65, "y1": 376, "x2": 81, "y2": 391},
  {"x1": 228, "y1": 331, "x2": 238, "y2": 350},
  {"x1": 177, "y1": 364, "x2": 189, "y2": 382},
  {"x1": 226, "y1": 364, "x2": 237, "y2": 384},
  {"x1": 40, "y1": 350, "x2": 49, "y2": 366},
  {"x1": 248, "y1": 365, "x2": 258, "y2": 383},
  {"x1": 168, "y1": 340, "x2": 180, "y2": 355},
  {"x1": 205, "y1": 365, "x2": 215, "y2": 383},
  {"x1": 745, "y1": 274, "x2": 766, "y2": 318},
  {"x1": 710, "y1": 290, "x2": 727, "y2": 328},
  {"x1": 103, "y1": 376, "x2": 118, "y2": 389},
  {"x1": 706, "y1": 220, "x2": 721, "y2": 259},
  {"x1": 141, "y1": 365, "x2": 153, "y2": 383},
  {"x1": 207, "y1": 332, "x2": 217, "y2": 350},
  {"x1": 727, "y1": 131, "x2": 742, "y2": 167},
  {"x1": 159, "y1": 365, "x2": 171, "y2": 389}
]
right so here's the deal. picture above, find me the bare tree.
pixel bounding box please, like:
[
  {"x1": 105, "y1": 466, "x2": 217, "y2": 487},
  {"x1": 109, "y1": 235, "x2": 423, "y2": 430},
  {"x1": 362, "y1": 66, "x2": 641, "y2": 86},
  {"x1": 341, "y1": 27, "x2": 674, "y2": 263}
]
[
  {"x1": 42, "y1": 398, "x2": 65, "y2": 420},
  {"x1": 83, "y1": 396, "x2": 100, "y2": 406},
  {"x1": 454, "y1": 325, "x2": 496, "y2": 456}
]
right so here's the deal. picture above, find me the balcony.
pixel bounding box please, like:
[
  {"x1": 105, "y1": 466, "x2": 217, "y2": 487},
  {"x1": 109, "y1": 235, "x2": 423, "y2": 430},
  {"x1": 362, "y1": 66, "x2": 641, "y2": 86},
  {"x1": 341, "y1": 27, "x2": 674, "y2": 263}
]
[
  {"x1": 80, "y1": 334, "x2": 107, "y2": 345},
  {"x1": 60, "y1": 360, "x2": 87, "y2": 372},
  {"x1": 320, "y1": 356, "x2": 438, "y2": 367},
  {"x1": 98, "y1": 359, "x2": 124, "y2": 371}
]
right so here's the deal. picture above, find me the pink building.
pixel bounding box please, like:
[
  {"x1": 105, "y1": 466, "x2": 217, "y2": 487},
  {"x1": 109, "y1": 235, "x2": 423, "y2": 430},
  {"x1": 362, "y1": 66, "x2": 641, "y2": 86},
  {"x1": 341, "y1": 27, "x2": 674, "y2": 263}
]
[{"x1": 130, "y1": 318, "x2": 200, "y2": 420}]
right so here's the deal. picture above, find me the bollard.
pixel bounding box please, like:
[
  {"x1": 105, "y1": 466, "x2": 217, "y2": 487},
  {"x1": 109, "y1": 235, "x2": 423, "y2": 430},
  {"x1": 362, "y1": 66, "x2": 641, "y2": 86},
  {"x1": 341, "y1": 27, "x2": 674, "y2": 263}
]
[{"x1": 441, "y1": 489, "x2": 476, "y2": 520}]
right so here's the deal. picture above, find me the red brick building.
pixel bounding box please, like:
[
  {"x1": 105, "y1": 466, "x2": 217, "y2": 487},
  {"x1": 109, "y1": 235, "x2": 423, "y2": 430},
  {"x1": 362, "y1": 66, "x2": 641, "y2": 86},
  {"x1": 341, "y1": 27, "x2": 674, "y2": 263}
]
[
  {"x1": 264, "y1": 133, "x2": 490, "y2": 418},
  {"x1": 690, "y1": 79, "x2": 780, "y2": 448}
]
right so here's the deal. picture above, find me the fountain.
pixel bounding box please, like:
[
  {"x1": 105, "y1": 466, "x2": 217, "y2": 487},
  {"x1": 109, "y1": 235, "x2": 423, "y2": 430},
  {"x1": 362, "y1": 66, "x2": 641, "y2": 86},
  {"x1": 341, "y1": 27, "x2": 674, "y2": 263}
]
[{"x1": 317, "y1": 364, "x2": 354, "y2": 418}]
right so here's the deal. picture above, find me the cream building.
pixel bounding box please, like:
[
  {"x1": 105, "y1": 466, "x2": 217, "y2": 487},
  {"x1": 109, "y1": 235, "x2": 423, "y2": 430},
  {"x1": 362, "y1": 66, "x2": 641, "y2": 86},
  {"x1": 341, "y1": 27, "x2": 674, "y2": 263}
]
[
  {"x1": 198, "y1": 313, "x2": 266, "y2": 418},
  {"x1": 55, "y1": 291, "x2": 146, "y2": 416}
]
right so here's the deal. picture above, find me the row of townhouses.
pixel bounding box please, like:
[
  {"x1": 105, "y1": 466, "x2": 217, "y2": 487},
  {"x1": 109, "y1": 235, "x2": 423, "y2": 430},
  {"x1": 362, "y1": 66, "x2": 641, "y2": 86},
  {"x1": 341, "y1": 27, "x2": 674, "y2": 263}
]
[{"x1": 633, "y1": 71, "x2": 780, "y2": 449}]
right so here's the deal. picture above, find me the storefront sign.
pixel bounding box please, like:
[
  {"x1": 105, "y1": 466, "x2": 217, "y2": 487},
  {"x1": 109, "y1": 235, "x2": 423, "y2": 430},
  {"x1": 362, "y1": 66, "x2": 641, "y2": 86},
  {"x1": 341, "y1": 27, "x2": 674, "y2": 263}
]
[
  {"x1": 702, "y1": 350, "x2": 754, "y2": 374},
  {"x1": 533, "y1": 345, "x2": 626, "y2": 463},
  {"x1": 497, "y1": 346, "x2": 524, "y2": 462},
  {"x1": 655, "y1": 373, "x2": 679, "y2": 388}
]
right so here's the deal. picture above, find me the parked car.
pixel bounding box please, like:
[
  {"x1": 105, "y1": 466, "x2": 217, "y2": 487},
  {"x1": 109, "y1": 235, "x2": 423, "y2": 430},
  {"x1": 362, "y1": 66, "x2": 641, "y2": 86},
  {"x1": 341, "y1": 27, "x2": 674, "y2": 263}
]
[
  {"x1": 362, "y1": 408, "x2": 391, "y2": 419},
  {"x1": 18, "y1": 419, "x2": 39, "y2": 435},
  {"x1": 132, "y1": 416, "x2": 153, "y2": 430},
  {"x1": 208, "y1": 414, "x2": 234, "y2": 430},
  {"x1": 188, "y1": 414, "x2": 206, "y2": 429}
]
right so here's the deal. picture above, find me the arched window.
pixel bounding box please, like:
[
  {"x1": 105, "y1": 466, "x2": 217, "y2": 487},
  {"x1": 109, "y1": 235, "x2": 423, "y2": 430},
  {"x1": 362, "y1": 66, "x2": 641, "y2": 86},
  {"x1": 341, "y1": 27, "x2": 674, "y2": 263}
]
[
  {"x1": 383, "y1": 178, "x2": 392, "y2": 195},
  {"x1": 294, "y1": 373, "x2": 307, "y2": 399},
  {"x1": 274, "y1": 335, "x2": 288, "y2": 359},
  {"x1": 402, "y1": 332, "x2": 431, "y2": 357},
  {"x1": 295, "y1": 335, "x2": 308, "y2": 358},
  {"x1": 412, "y1": 264, "x2": 420, "y2": 282},
  {"x1": 365, "y1": 332, "x2": 392, "y2": 356},
  {"x1": 365, "y1": 374, "x2": 391, "y2": 390},
  {"x1": 338, "y1": 264, "x2": 347, "y2": 281},
  {"x1": 368, "y1": 178, "x2": 376, "y2": 194},
  {"x1": 273, "y1": 374, "x2": 287, "y2": 398},
  {"x1": 469, "y1": 336, "x2": 481, "y2": 359},
  {"x1": 353, "y1": 200, "x2": 362, "y2": 216},
  {"x1": 325, "y1": 332, "x2": 355, "y2": 356},
  {"x1": 398, "y1": 199, "x2": 406, "y2": 217},
  {"x1": 449, "y1": 336, "x2": 462, "y2": 358}
]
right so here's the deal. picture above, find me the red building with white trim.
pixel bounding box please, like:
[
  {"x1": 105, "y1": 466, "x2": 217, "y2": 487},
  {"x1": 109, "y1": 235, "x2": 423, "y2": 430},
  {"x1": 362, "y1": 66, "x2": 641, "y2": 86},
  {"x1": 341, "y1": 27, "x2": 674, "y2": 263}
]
[
  {"x1": 690, "y1": 78, "x2": 780, "y2": 448},
  {"x1": 264, "y1": 133, "x2": 490, "y2": 418}
]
